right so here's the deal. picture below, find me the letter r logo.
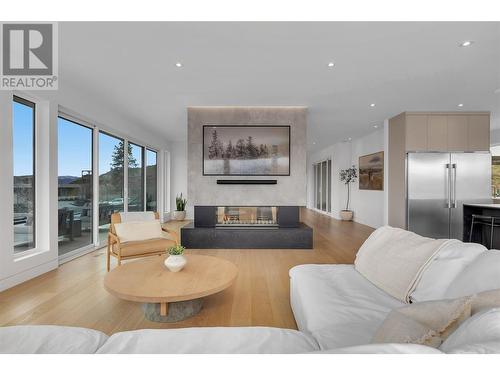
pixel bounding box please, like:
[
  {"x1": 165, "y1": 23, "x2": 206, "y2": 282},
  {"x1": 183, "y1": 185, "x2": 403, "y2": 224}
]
[{"x1": 2, "y1": 23, "x2": 53, "y2": 75}]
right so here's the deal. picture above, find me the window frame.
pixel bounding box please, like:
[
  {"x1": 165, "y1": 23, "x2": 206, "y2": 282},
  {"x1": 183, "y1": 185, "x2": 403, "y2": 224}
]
[{"x1": 12, "y1": 95, "x2": 36, "y2": 255}]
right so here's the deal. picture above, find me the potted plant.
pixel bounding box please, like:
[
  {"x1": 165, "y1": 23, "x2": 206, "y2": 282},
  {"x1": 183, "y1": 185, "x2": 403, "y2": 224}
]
[
  {"x1": 173, "y1": 193, "x2": 187, "y2": 220},
  {"x1": 339, "y1": 165, "x2": 358, "y2": 221},
  {"x1": 164, "y1": 244, "x2": 187, "y2": 272}
]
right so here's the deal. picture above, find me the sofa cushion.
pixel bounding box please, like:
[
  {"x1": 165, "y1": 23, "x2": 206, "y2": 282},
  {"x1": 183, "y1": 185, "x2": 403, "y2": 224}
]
[
  {"x1": 354, "y1": 226, "x2": 455, "y2": 303},
  {"x1": 316, "y1": 343, "x2": 443, "y2": 354},
  {"x1": 439, "y1": 308, "x2": 500, "y2": 354},
  {"x1": 410, "y1": 242, "x2": 485, "y2": 302},
  {"x1": 289, "y1": 264, "x2": 403, "y2": 350},
  {"x1": 444, "y1": 250, "x2": 500, "y2": 299},
  {"x1": 113, "y1": 237, "x2": 175, "y2": 257},
  {"x1": 372, "y1": 297, "x2": 472, "y2": 347},
  {"x1": 96, "y1": 327, "x2": 319, "y2": 354},
  {"x1": 0, "y1": 325, "x2": 108, "y2": 354}
]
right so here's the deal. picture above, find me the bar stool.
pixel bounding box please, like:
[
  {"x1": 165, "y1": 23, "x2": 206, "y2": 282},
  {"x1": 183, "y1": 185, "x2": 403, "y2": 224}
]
[{"x1": 469, "y1": 214, "x2": 500, "y2": 249}]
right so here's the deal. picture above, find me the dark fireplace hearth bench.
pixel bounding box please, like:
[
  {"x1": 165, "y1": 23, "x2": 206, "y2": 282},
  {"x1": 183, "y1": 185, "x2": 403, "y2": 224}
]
[{"x1": 180, "y1": 206, "x2": 313, "y2": 249}]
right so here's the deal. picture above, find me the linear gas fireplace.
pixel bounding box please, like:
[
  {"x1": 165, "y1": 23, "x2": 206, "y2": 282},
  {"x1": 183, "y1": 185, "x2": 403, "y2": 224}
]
[
  {"x1": 216, "y1": 206, "x2": 278, "y2": 227},
  {"x1": 181, "y1": 205, "x2": 313, "y2": 249}
]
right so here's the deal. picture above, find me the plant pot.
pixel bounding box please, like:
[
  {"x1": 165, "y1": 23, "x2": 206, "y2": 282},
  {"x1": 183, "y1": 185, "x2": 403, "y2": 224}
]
[
  {"x1": 340, "y1": 210, "x2": 353, "y2": 221},
  {"x1": 164, "y1": 254, "x2": 187, "y2": 272},
  {"x1": 173, "y1": 210, "x2": 186, "y2": 221}
]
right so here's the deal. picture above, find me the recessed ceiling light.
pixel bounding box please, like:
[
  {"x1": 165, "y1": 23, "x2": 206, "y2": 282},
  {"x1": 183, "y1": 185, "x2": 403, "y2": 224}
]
[
  {"x1": 494, "y1": 88, "x2": 500, "y2": 94},
  {"x1": 370, "y1": 103, "x2": 376, "y2": 107},
  {"x1": 459, "y1": 41, "x2": 474, "y2": 47},
  {"x1": 312, "y1": 142, "x2": 316, "y2": 145},
  {"x1": 373, "y1": 125, "x2": 379, "y2": 129},
  {"x1": 348, "y1": 137, "x2": 352, "y2": 141},
  {"x1": 175, "y1": 62, "x2": 183, "y2": 67},
  {"x1": 327, "y1": 62, "x2": 335, "y2": 67},
  {"x1": 458, "y1": 103, "x2": 464, "y2": 107}
]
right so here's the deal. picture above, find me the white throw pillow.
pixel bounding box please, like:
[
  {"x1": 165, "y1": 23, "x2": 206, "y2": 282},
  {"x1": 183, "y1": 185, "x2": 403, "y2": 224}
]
[
  {"x1": 439, "y1": 308, "x2": 500, "y2": 354},
  {"x1": 411, "y1": 242, "x2": 485, "y2": 302},
  {"x1": 119, "y1": 211, "x2": 156, "y2": 223},
  {"x1": 372, "y1": 297, "x2": 472, "y2": 348},
  {"x1": 114, "y1": 220, "x2": 162, "y2": 243},
  {"x1": 444, "y1": 250, "x2": 500, "y2": 299}
]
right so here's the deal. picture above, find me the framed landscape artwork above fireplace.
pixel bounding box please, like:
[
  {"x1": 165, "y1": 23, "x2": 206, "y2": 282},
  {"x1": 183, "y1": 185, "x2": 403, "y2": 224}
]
[{"x1": 203, "y1": 125, "x2": 290, "y2": 176}]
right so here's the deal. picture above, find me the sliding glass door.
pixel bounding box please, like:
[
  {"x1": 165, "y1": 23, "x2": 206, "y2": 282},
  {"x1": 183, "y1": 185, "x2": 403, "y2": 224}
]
[
  {"x1": 128, "y1": 143, "x2": 144, "y2": 212},
  {"x1": 313, "y1": 159, "x2": 331, "y2": 214},
  {"x1": 57, "y1": 117, "x2": 93, "y2": 255},
  {"x1": 54, "y1": 120, "x2": 159, "y2": 251},
  {"x1": 98, "y1": 132, "x2": 124, "y2": 244},
  {"x1": 146, "y1": 149, "x2": 158, "y2": 211}
]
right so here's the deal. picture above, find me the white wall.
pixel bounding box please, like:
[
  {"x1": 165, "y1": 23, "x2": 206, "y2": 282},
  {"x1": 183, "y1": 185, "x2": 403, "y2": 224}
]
[
  {"x1": 0, "y1": 88, "x2": 171, "y2": 292},
  {"x1": 349, "y1": 130, "x2": 386, "y2": 228},
  {"x1": 307, "y1": 127, "x2": 386, "y2": 228},
  {"x1": 170, "y1": 141, "x2": 192, "y2": 220}
]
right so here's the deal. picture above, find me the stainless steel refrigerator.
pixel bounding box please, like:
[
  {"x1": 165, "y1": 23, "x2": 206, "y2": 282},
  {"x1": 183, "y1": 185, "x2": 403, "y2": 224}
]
[{"x1": 407, "y1": 152, "x2": 491, "y2": 240}]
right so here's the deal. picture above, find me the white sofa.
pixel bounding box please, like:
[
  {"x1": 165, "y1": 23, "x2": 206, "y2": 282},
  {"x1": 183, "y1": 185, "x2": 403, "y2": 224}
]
[
  {"x1": 290, "y1": 242, "x2": 500, "y2": 353},
  {"x1": 1, "y1": 229, "x2": 500, "y2": 354}
]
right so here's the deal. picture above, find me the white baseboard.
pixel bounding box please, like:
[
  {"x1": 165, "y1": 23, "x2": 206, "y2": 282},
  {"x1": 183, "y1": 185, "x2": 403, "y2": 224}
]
[{"x1": 0, "y1": 259, "x2": 58, "y2": 292}]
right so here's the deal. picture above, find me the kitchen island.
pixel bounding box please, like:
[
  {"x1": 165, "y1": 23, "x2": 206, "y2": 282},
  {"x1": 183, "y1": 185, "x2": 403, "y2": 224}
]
[{"x1": 463, "y1": 203, "x2": 500, "y2": 249}]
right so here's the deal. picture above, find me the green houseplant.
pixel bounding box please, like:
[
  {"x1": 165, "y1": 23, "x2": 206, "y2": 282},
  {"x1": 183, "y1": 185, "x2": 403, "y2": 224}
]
[
  {"x1": 339, "y1": 165, "x2": 358, "y2": 221},
  {"x1": 173, "y1": 193, "x2": 187, "y2": 221},
  {"x1": 165, "y1": 244, "x2": 187, "y2": 272}
]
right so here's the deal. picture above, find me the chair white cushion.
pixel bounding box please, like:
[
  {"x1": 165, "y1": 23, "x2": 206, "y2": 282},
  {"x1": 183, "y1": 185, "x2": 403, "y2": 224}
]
[
  {"x1": 119, "y1": 211, "x2": 156, "y2": 223},
  {"x1": 96, "y1": 327, "x2": 319, "y2": 354},
  {"x1": 317, "y1": 343, "x2": 443, "y2": 354},
  {"x1": 411, "y1": 242, "x2": 485, "y2": 302},
  {"x1": 114, "y1": 220, "x2": 163, "y2": 243},
  {"x1": 439, "y1": 308, "x2": 500, "y2": 354},
  {"x1": 0, "y1": 325, "x2": 108, "y2": 354},
  {"x1": 289, "y1": 264, "x2": 403, "y2": 350},
  {"x1": 444, "y1": 250, "x2": 500, "y2": 299}
]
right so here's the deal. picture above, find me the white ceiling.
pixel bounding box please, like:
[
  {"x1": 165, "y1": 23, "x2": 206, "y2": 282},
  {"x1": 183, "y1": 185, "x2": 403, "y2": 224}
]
[{"x1": 59, "y1": 22, "x2": 500, "y2": 151}]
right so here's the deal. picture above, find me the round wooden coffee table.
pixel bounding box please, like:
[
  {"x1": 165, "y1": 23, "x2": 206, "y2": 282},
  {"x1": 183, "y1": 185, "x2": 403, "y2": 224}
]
[{"x1": 104, "y1": 254, "x2": 238, "y2": 322}]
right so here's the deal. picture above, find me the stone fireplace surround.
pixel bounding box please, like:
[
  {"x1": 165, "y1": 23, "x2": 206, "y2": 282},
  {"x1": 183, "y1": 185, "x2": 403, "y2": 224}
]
[{"x1": 183, "y1": 106, "x2": 312, "y2": 249}]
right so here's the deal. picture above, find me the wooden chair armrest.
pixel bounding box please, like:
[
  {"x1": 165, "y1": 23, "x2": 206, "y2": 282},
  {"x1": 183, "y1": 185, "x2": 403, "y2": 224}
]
[
  {"x1": 162, "y1": 227, "x2": 180, "y2": 245},
  {"x1": 108, "y1": 232, "x2": 120, "y2": 245},
  {"x1": 108, "y1": 232, "x2": 122, "y2": 256}
]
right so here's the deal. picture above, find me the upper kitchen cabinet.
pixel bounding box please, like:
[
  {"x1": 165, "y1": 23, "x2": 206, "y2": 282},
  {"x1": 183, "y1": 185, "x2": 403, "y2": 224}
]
[
  {"x1": 447, "y1": 115, "x2": 469, "y2": 151},
  {"x1": 399, "y1": 112, "x2": 490, "y2": 152},
  {"x1": 467, "y1": 114, "x2": 490, "y2": 151},
  {"x1": 405, "y1": 114, "x2": 428, "y2": 151}
]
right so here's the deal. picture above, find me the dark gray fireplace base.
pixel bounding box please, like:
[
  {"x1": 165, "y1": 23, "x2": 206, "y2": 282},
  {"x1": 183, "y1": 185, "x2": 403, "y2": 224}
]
[{"x1": 180, "y1": 223, "x2": 313, "y2": 249}]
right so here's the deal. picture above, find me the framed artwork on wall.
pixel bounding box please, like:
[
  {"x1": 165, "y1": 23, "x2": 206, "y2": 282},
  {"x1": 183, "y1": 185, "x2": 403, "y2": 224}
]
[
  {"x1": 359, "y1": 151, "x2": 384, "y2": 190},
  {"x1": 203, "y1": 125, "x2": 290, "y2": 176}
]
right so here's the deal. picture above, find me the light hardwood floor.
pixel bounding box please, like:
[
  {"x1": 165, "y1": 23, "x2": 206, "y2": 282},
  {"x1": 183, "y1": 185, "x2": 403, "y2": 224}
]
[{"x1": 0, "y1": 209, "x2": 374, "y2": 335}]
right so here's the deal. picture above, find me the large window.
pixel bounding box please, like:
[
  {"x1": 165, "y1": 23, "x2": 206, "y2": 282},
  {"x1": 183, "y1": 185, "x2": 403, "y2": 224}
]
[
  {"x1": 57, "y1": 117, "x2": 93, "y2": 255},
  {"x1": 146, "y1": 149, "x2": 158, "y2": 211},
  {"x1": 98, "y1": 132, "x2": 124, "y2": 243},
  {"x1": 313, "y1": 159, "x2": 331, "y2": 214},
  {"x1": 128, "y1": 143, "x2": 144, "y2": 212},
  {"x1": 13, "y1": 97, "x2": 35, "y2": 253}
]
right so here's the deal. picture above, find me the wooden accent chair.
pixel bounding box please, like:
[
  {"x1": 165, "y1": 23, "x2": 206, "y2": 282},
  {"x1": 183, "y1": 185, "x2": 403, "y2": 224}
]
[{"x1": 107, "y1": 212, "x2": 179, "y2": 271}]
